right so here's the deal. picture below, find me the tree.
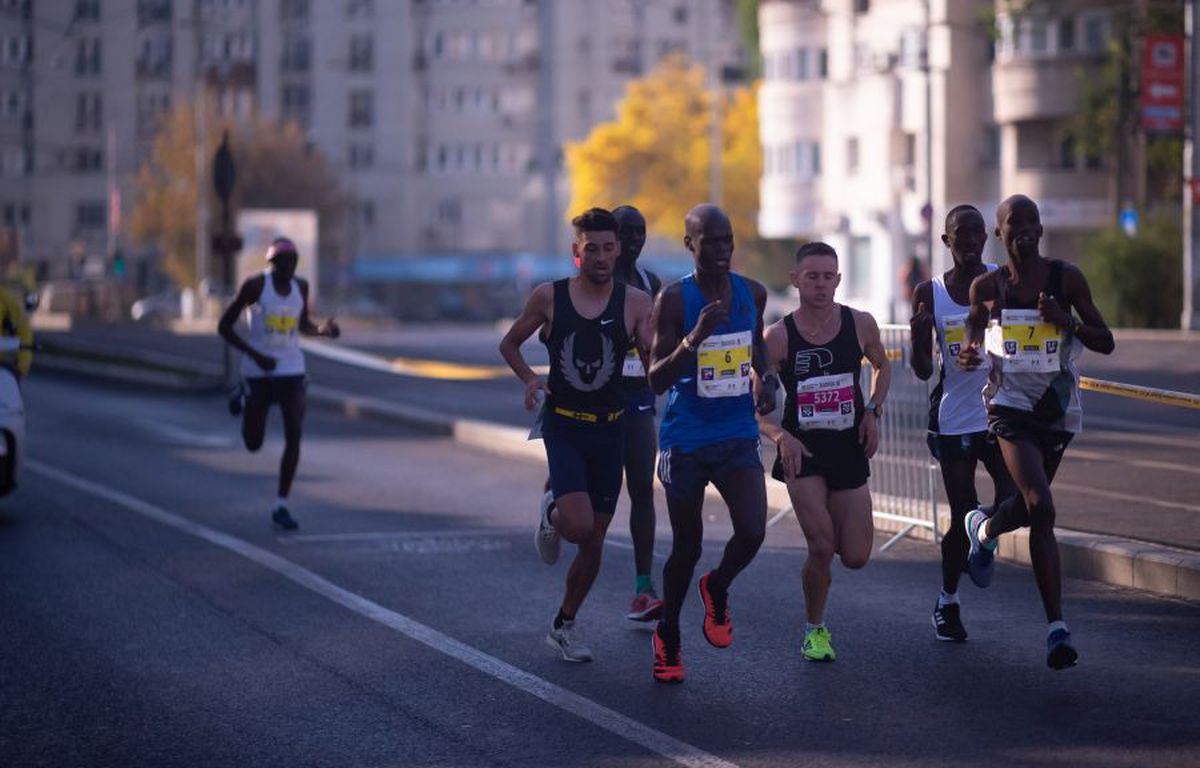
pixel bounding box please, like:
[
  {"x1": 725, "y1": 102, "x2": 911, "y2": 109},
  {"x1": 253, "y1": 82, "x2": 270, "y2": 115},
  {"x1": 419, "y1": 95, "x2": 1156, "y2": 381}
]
[
  {"x1": 130, "y1": 100, "x2": 345, "y2": 289},
  {"x1": 565, "y1": 53, "x2": 762, "y2": 246},
  {"x1": 1085, "y1": 215, "x2": 1182, "y2": 328}
]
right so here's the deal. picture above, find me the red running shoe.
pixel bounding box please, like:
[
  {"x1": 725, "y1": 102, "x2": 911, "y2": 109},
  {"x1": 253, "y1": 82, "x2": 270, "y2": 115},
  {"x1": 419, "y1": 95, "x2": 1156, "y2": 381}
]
[{"x1": 698, "y1": 572, "x2": 732, "y2": 648}]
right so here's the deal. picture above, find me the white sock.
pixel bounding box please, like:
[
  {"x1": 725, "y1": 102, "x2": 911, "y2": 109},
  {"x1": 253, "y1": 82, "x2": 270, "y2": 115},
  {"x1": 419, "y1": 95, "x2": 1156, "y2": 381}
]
[
  {"x1": 938, "y1": 590, "x2": 959, "y2": 607},
  {"x1": 1048, "y1": 620, "x2": 1068, "y2": 636},
  {"x1": 805, "y1": 622, "x2": 825, "y2": 634},
  {"x1": 275, "y1": 496, "x2": 288, "y2": 510}
]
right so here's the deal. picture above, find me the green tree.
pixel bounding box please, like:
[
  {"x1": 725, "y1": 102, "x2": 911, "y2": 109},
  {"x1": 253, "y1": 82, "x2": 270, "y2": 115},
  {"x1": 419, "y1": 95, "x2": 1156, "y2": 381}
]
[{"x1": 1084, "y1": 215, "x2": 1182, "y2": 328}]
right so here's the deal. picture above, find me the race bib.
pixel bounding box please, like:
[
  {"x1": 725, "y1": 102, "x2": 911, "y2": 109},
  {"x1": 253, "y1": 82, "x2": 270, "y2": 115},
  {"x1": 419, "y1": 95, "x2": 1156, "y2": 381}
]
[
  {"x1": 986, "y1": 309, "x2": 1061, "y2": 373},
  {"x1": 264, "y1": 313, "x2": 298, "y2": 349},
  {"x1": 795, "y1": 372, "x2": 856, "y2": 430},
  {"x1": 942, "y1": 314, "x2": 967, "y2": 369},
  {"x1": 696, "y1": 330, "x2": 752, "y2": 398},
  {"x1": 623, "y1": 347, "x2": 645, "y2": 377}
]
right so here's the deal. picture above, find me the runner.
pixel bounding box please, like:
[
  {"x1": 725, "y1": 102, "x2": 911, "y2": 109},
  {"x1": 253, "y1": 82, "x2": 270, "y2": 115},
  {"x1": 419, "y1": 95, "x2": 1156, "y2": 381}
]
[
  {"x1": 647, "y1": 203, "x2": 778, "y2": 683},
  {"x1": 758, "y1": 241, "x2": 890, "y2": 662},
  {"x1": 910, "y1": 205, "x2": 1016, "y2": 642},
  {"x1": 535, "y1": 204, "x2": 664, "y2": 624},
  {"x1": 959, "y1": 194, "x2": 1114, "y2": 669},
  {"x1": 499, "y1": 207, "x2": 654, "y2": 663},
  {"x1": 218, "y1": 237, "x2": 340, "y2": 531}
]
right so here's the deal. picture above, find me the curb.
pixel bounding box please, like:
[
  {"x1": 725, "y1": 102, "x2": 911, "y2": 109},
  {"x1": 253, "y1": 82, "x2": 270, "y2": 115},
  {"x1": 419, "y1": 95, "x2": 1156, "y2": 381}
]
[{"x1": 41, "y1": 354, "x2": 1200, "y2": 604}]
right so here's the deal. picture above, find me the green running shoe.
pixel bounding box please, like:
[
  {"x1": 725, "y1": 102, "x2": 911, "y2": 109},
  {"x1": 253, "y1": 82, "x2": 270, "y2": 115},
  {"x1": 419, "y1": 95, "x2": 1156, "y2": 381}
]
[{"x1": 802, "y1": 625, "x2": 836, "y2": 662}]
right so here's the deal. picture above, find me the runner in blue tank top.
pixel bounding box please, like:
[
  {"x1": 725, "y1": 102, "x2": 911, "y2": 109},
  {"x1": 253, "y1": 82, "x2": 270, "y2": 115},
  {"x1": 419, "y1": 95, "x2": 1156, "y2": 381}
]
[
  {"x1": 959, "y1": 195, "x2": 1114, "y2": 670},
  {"x1": 646, "y1": 204, "x2": 779, "y2": 683},
  {"x1": 910, "y1": 205, "x2": 1017, "y2": 642}
]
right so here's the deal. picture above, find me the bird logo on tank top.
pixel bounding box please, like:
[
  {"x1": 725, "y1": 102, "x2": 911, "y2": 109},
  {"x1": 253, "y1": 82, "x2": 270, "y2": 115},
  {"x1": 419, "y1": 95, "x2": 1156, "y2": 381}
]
[{"x1": 560, "y1": 332, "x2": 616, "y2": 392}]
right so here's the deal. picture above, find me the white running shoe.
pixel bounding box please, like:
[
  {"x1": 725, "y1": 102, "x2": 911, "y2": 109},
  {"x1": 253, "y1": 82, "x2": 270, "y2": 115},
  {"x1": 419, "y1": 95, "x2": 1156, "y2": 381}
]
[
  {"x1": 546, "y1": 620, "x2": 593, "y2": 662},
  {"x1": 535, "y1": 490, "x2": 560, "y2": 565}
]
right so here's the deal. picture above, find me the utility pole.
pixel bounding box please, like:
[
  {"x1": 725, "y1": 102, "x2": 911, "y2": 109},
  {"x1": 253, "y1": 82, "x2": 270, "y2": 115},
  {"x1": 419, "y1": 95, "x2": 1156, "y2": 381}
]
[
  {"x1": 537, "y1": 0, "x2": 558, "y2": 257},
  {"x1": 923, "y1": 0, "x2": 934, "y2": 277},
  {"x1": 1184, "y1": 0, "x2": 1200, "y2": 329}
]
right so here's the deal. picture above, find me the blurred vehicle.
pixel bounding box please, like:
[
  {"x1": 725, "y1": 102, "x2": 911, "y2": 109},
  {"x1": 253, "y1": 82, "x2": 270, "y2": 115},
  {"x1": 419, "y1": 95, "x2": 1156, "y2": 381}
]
[
  {"x1": 0, "y1": 337, "x2": 26, "y2": 496},
  {"x1": 130, "y1": 289, "x2": 182, "y2": 324}
]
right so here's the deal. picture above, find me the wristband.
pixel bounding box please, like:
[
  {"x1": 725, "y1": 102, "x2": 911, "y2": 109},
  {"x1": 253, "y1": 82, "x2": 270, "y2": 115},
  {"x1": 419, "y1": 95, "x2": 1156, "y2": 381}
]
[{"x1": 680, "y1": 335, "x2": 697, "y2": 352}]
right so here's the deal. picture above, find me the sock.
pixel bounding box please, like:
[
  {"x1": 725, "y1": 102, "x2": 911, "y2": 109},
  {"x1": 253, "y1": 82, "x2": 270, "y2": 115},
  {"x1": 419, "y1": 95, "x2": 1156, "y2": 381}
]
[
  {"x1": 554, "y1": 609, "x2": 574, "y2": 630},
  {"x1": 805, "y1": 622, "x2": 825, "y2": 634},
  {"x1": 635, "y1": 574, "x2": 653, "y2": 594},
  {"x1": 657, "y1": 620, "x2": 680, "y2": 646},
  {"x1": 1047, "y1": 620, "x2": 1068, "y2": 637},
  {"x1": 938, "y1": 590, "x2": 959, "y2": 607},
  {"x1": 976, "y1": 513, "x2": 998, "y2": 549},
  {"x1": 275, "y1": 496, "x2": 287, "y2": 510}
]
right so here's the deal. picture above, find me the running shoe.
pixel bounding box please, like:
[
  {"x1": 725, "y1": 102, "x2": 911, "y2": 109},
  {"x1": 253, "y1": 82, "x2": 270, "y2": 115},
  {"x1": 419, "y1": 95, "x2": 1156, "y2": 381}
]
[
  {"x1": 964, "y1": 507, "x2": 997, "y2": 588},
  {"x1": 227, "y1": 382, "x2": 245, "y2": 416},
  {"x1": 271, "y1": 505, "x2": 299, "y2": 531},
  {"x1": 534, "y1": 490, "x2": 560, "y2": 565},
  {"x1": 546, "y1": 620, "x2": 592, "y2": 662},
  {"x1": 802, "y1": 625, "x2": 836, "y2": 662},
  {"x1": 1046, "y1": 628, "x2": 1079, "y2": 671},
  {"x1": 697, "y1": 572, "x2": 732, "y2": 648},
  {"x1": 626, "y1": 588, "x2": 664, "y2": 623},
  {"x1": 932, "y1": 600, "x2": 968, "y2": 642},
  {"x1": 652, "y1": 625, "x2": 684, "y2": 683}
]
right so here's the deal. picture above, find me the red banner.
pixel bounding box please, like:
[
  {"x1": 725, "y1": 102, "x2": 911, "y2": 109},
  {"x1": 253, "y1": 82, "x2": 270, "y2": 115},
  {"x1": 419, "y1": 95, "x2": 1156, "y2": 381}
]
[{"x1": 1142, "y1": 35, "x2": 1185, "y2": 134}]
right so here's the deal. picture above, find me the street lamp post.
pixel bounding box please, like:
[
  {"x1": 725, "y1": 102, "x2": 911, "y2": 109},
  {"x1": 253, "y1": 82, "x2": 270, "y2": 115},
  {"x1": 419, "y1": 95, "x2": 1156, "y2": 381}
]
[{"x1": 211, "y1": 130, "x2": 243, "y2": 384}]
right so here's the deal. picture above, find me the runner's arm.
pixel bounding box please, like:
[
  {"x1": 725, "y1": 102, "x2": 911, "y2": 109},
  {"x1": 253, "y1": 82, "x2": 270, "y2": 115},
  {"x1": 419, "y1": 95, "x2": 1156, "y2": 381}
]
[
  {"x1": 647, "y1": 283, "x2": 691, "y2": 395},
  {"x1": 499, "y1": 282, "x2": 553, "y2": 386},
  {"x1": 296, "y1": 280, "x2": 339, "y2": 338},
  {"x1": 964, "y1": 272, "x2": 996, "y2": 345},
  {"x1": 909, "y1": 280, "x2": 935, "y2": 380},
  {"x1": 756, "y1": 320, "x2": 790, "y2": 444},
  {"x1": 1063, "y1": 265, "x2": 1115, "y2": 355},
  {"x1": 217, "y1": 276, "x2": 265, "y2": 359},
  {"x1": 628, "y1": 287, "x2": 654, "y2": 379},
  {"x1": 749, "y1": 279, "x2": 779, "y2": 414},
  {"x1": 859, "y1": 310, "x2": 891, "y2": 413}
]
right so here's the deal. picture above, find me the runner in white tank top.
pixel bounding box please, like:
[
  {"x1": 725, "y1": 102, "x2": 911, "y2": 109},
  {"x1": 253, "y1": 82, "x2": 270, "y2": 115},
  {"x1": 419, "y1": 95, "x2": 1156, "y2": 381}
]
[
  {"x1": 218, "y1": 237, "x2": 341, "y2": 531},
  {"x1": 910, "y1": 205, "x2": 1016, "y2": 643}
]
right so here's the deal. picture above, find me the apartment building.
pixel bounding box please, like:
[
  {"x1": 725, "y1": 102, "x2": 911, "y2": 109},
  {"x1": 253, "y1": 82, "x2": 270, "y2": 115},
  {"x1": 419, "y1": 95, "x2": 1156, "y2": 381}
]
[{"x1": 759, "y1": 0, "x2": 1112, "y2": 321}]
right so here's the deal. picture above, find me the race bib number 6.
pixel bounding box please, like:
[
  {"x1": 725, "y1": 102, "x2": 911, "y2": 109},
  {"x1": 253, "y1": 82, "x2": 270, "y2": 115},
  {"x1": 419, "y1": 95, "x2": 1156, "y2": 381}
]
[
  {"x1": 985, "y1": 309, "x2": 1061, "y2": 373},
  {"x1": 796, "y1": 372, "x2": 856, "y2": 430},
  {"x1": 697, "y1": 330, "x2": 752, "y2": 398}
]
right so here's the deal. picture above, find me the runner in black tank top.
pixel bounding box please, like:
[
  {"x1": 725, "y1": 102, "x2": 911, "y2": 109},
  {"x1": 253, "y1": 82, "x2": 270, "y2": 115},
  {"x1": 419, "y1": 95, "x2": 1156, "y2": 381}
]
[
  {"x1": 759, "y1": 242, "x2": 892, "y2": 664},
  {"x1": 499, "y1": 208, "x2": 654, "y2": 664}
]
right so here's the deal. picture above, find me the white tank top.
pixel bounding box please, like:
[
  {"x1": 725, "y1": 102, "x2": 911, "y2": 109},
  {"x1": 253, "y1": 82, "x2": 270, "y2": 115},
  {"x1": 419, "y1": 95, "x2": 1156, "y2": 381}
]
[
  {"x1": 240, "y1": 271, "x2": 306, "y2": 378},
  {"x1": 931, "y1": 264, "x2": 997, "y2": 435}
]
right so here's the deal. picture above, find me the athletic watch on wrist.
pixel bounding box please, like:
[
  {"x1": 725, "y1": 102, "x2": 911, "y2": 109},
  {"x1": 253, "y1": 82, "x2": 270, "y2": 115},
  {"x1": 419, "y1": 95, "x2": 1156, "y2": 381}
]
[
  {"x1": 866, "y1": 401, "x2": 882, "y2": 419},
  {"x1": 680, "y1": 335, "x2": 698, "y2": 352}
]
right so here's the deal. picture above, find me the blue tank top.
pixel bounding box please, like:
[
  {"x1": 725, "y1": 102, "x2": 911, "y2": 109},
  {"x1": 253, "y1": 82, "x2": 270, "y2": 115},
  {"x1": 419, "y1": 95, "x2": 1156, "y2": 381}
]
[{"x1": 659, "y1": 273, "x2": 760, "y2": 452}]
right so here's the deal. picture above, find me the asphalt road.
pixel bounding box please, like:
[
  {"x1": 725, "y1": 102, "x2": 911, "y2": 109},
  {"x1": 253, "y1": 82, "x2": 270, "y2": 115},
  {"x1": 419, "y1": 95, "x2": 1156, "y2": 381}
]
[
  {"x1": 1, "y1": 376, "x2": 1198, "y2": 767},
  {"x1": 39, "y1": 321, "x2": 1200, "y2": 550}
]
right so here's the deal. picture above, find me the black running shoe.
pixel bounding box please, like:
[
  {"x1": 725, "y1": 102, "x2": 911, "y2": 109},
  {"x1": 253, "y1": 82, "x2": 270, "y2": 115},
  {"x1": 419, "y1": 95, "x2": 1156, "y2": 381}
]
[
  {"x1": 932, "y1": 600, "x2": 968, "y2": 642},
  {"x1": 271, "y1": 506, "x2": 299, "y2": 531},
  {"x1": 1046, "y1": 628, "x2": 1078, "y2": 670}
]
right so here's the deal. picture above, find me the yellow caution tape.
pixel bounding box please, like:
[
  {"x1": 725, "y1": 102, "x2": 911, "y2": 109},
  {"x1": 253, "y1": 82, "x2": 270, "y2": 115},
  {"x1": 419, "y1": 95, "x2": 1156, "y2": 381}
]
[
  {"x1": 388, "y1": 356, "x2": 549, "y2": 381},
  {"x1": 1079, "y1": 377, "x2": 1200, "y2": 410}
]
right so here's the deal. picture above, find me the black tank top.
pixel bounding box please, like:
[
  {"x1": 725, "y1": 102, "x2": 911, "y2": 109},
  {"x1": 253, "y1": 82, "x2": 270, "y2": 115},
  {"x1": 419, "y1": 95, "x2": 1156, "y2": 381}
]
[
  {"x1": 993, "y1": 259, "x2": 1065, "y2": 313},
  {"x1": 779, "y1": 305, "x2": 865, "y2": 441},
  {"x1": 546, "y1": 279, "x2": 628, "y2": 414}
]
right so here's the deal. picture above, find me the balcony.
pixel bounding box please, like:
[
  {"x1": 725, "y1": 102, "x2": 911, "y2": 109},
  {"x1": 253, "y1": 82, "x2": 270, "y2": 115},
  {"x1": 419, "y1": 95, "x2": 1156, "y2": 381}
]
[{"x1": 993, "y1": 56, "x2": 1104, "y2": 124}]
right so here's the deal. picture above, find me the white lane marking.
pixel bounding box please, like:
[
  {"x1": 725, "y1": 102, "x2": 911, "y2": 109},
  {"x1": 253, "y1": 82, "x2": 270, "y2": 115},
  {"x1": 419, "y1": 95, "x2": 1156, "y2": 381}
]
[
  {"x1": 286, "y1": 528, "x2": 519, "y2": 544},
  {"x1": 27, "y1": 460, "x2": 737, "y2": 768},
  {"x1": 1064, "y1": 449, "x2": 1200, "y2": 478}
]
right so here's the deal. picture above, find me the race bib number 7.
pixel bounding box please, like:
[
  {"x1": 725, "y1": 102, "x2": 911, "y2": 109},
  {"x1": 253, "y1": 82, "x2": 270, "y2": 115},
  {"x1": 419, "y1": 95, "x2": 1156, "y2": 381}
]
[
  {"x1": 697, "y1": 330, "x2": 752, "y2": 398},
  {"x1": 796, "y1": 372, "x2": 856, "y2": 430},
  {"x1": 985, "y1": 309, "x2": 1060, "y2": 373}
]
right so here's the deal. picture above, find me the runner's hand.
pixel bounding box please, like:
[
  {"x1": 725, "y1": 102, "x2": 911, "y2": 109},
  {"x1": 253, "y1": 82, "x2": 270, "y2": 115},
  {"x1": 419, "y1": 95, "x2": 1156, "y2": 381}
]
[
  {"x1": 524, "y1": 377, "x2": 549, "y2": 411},
  {"x1": 776, "y1": 432, "x2": 811, "y2": 479},
  {"x1": 320, "y1": 317, "x2": 341, "y2": 339},
  {"x1": 755, "y1": 372, "x2": 780, "y2": 415},
  {"x1": 957, "y1": 341, "x2": 982, "y2": 371},
  {"x1": 1038, "y1": 292, "x2": 1071, "y2": 329},
  {"x1": 253, "y1": 352, "x2": 277, "y2": 372},
  {"x1": 859, "y1": 409, "x2": 880, "y2": 459},
  {"x1": 691, "y1": 300, "x2": 729, "y2": 343},
  {"x1": 910, "y1": 301, "x2": 933, "y2": 337}
]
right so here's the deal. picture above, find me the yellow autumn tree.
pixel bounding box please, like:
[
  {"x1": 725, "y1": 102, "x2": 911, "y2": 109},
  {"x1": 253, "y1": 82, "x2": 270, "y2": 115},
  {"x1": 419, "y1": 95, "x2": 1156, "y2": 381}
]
[
  {"x1": 130, "y1": 100, "x2": 345, "y2": 288},
  {"x1": 566, "y1": 53, "x2": 761, "y2": 243}
]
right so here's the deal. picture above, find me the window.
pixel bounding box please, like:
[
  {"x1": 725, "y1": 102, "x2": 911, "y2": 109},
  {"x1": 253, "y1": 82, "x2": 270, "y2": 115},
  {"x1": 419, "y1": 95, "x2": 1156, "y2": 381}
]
[
  {"x1": 672, "y1": 6, "x2": 688, "y2": 25},
  {"x1": 854, "y1": 0, "x2": 869, "y2": 13},
  {"x1": 75, "y1": 37, "x2": 102, "y2": 76},
  {"x1": 137, "y1": 0, "x2": 171, "y2": 25},
  {"x1": 75, "y1": 92, "x2": 102, "y2": 133},
  {"x1": 346, "y1": 0, "x2": 373, "y2": 19},
  {"x1": 902, "y1": 132, "x2": 916, "y2": 167},
  {"x1": 280, "y1": 0, "x2": 309, "y2": 20},
  {"x1": 72, "y1": 147, "x2": 103, "y2": 173},
  {"x1": 76, "y1": 202, "x2": 106, "y2": 232},
  {"x1": 1083, "y1": 14, "x2": 1109, "y2": 53},
  {"x1": 1058, "y1": 136, "x2": 1076, "y2": 169},
  {"x1": 847, "y1": 236, "x2": 870, "y2": 297},
  {"x1": 281, "y1": 84, "x2": 311, "y2": 127},
  {"x1": 1, "y1": 147, "x2": 26, "y2": 178},
  {"x1": 811, "y1": 143, "x2": 821, "y2": 176},
  {"x1": 435, "y1": 198, "x2": 462, "y2": 226},
  {"x1": 348, "y1": 143, "x2": 374, "y2": 170},
  {"x1": 847, "y1": 137, "x2": 860, "y2": 174},
  {"x1": 282, "y1": 35, "x2": 310, "y2": 72},
  {"x1": 349, "y1": 35, "x2": 373, "y2": 72},
  {"x1": 75, "y1": 0, "x2": 100, "y2": 22},
  {"x1": 796, "y1": 48, "x2": 808, "y2": 80},
  {"x1": 1057, "y1": 17, "x2": 1075, "y2": 52},
  {"x1": 349, "y1": 91, "x2": 373, "y2": 128},
  {"x1": 981, "y1": 125, "x2": 999, "y2": 169},
  {"x1": 137, "y1": 36, "x2": 172, "y2": 77},
  {"x1": 817, "y1": 48, "x2": 828, "y2": 79},
  {"x1": 355, "y1": 199, "x2": 375, "y2": 230},
  {"x1": 1028, "y1": 17, "x2": 1048, "y2": 54}
]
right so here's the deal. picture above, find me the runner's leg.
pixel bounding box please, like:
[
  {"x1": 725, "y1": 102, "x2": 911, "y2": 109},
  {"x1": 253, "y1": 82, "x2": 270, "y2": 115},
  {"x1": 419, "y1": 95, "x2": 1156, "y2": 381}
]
[
  {"x1": 277, "y1": 380, "x2": 306, "y2": 499},
  {"x1": 789, "y1": 476, "x2": 835, "y2": 625}
]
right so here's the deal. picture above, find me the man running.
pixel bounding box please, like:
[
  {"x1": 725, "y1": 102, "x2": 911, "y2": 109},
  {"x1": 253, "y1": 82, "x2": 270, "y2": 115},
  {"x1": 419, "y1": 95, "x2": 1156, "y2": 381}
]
[
  {"x1": 910, "y1": 205, "x2": 1016, "y2": 642},
  {"x1": 758, "y1": 242, "x2": 890, "y2": 663},
  {"x1": 959, "y1": 194, "x2": 1114, "y2": 669},
  {"x1": 218, "y1": 237, "x2": 340, "y2": 530},
  {"x1": 500, "y1": 208, "x2": 654, "y2": 663},
  {"x1": 647, "y1": 203, "x2": 778, "y2": 683}
]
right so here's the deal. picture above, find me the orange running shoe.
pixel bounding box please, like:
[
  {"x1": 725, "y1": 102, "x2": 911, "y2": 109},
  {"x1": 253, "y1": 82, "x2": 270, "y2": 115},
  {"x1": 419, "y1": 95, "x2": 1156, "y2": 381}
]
[
  {"x1": 698, "y1": 572, "x2": 732, "y2": 648},
  {"x1": 652, "y1": 625, "x2": 684, "y2": 683}
]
